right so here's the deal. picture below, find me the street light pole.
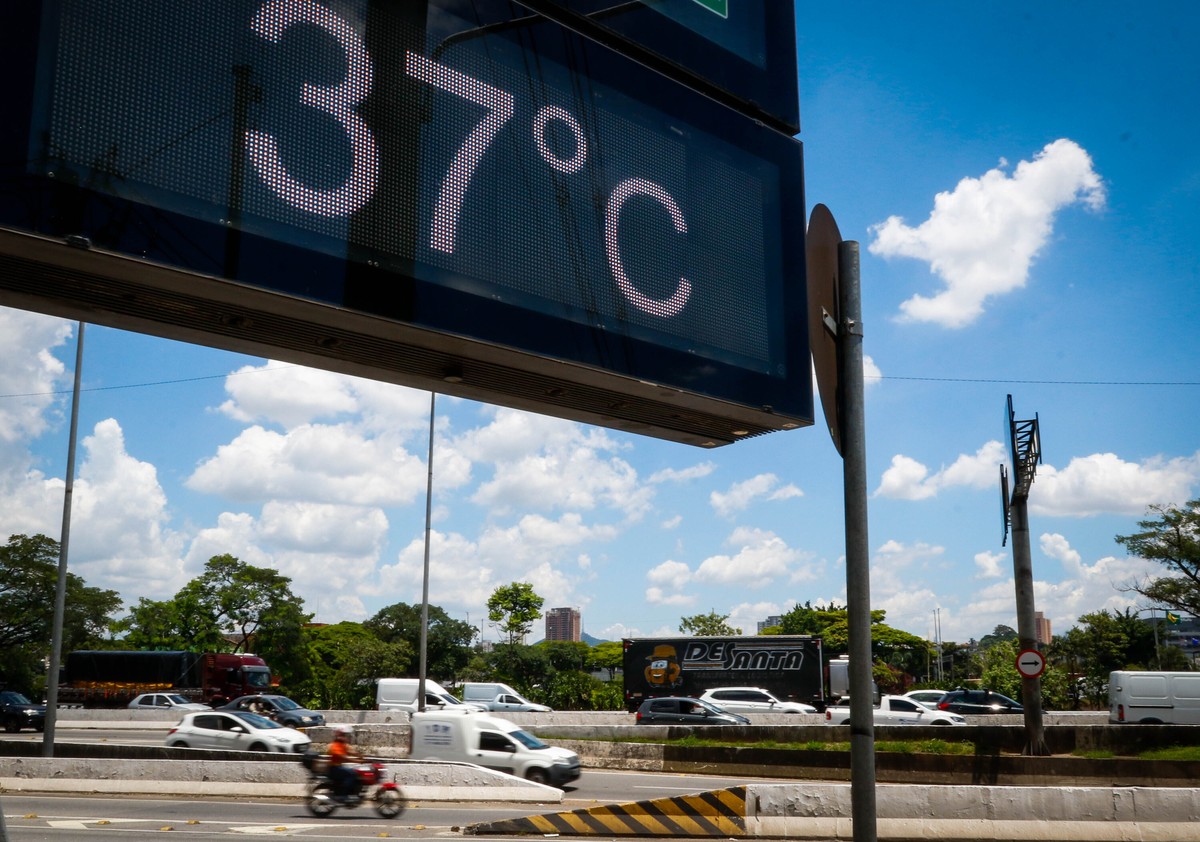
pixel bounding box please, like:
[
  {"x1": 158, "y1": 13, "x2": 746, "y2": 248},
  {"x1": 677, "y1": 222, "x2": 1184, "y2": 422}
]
[
  {"x1": 417, "y1": 392, "x2": 435, "y2": 713},
  {"x1": 42, "y1": 321, "x2": 85, "y2": 757}
]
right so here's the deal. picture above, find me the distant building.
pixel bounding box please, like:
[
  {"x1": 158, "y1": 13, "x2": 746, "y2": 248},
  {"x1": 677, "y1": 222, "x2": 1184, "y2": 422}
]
[
  {"x1": 545, "y1": 607, "x2": 582, "y2": 642},
  {"x1": 1034, "y1": 612, "x2": 1051, "y2": 645},
  {"x1": 757, "y1": 615, "x2": 784, "y2": 633}
]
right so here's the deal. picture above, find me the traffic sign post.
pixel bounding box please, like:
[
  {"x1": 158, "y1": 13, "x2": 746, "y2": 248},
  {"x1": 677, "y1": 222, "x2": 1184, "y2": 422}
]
[{"x1": 1015, "y1": 648, "x2": 1046, "y2": 680}]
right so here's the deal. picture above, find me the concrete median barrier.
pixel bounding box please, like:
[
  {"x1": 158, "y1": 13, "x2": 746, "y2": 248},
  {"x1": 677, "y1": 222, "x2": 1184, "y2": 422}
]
[
  {"x1": 0, "y1": 756, "x2": 562, "y2": 803},
  {"x1": 468, "y1": 782, "x2": 1200, "y2": 840}
]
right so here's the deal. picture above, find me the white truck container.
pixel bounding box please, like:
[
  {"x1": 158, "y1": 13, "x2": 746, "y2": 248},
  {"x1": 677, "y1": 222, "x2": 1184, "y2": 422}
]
[
  {"x1": 1109, "y1": 670, "x2": 1200, "y2": 724},
  {"x1": 462, "y1": 682, "x2": 551, "y2": 712},
  {"x1": 375, "y1": 678, "x2": 485, "y2": 713},
  {"x1": 408, "y1": 710, "x2": 581, "y2": 786}
]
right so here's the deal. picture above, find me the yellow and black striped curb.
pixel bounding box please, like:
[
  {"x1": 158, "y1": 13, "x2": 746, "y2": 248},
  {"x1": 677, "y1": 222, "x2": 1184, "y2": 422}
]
[{"x1": 465, "y1": 786, "x2": 746, "y2": 836}]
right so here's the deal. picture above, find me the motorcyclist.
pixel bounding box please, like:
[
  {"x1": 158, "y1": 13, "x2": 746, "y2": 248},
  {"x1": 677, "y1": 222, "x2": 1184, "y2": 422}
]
[{"x1": 327, "y1": 725, "x2": 363, "y2": 800}]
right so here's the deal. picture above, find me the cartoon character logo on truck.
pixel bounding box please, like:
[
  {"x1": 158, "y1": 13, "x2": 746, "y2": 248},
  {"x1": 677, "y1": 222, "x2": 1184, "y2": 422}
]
[{"x1": 645, "y1": 644, "x2": 682, "y2": 688}]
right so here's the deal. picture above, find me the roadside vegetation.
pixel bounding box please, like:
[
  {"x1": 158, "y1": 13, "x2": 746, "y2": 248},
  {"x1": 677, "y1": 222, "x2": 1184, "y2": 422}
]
[
  {"x1": 1, "y1": 499, "x2": 1196, "y2": 708},
  {"x1": 615, "y1": 732, "x2": 1200, "y2": 761}
]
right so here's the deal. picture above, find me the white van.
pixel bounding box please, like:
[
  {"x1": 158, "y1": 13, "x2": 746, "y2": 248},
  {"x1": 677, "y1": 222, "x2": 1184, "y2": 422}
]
[
  {"x1": 409, "y1": 710, "x2": 580, "y2": 786},
  {"x1": 376, "y1": 678, "x2": 486, "y2": 713},
  {"x1": 1109, "y1": 670, "x2": 1200, "y2": 724},
  {"x1": 462, "y1": 682, "x2": 552, "y2": 712}
]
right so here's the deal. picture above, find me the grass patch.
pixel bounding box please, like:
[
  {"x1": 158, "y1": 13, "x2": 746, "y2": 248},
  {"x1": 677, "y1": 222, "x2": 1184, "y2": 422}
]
[
  {"x1": 1072, "y1": 745, "x2": 1200, "y2": 761},
  {"x1": 1138, "y1": 745, "x2": 1200, "y2": 762},
  {"x1": 626, "y1": 734, "x2": 975, "y2": 755},
  {"x1": 875, "y1": 739, "x2": 975, "y2": 756}
]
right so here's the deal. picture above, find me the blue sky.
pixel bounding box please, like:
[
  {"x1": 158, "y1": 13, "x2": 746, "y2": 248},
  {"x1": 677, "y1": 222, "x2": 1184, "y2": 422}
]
[{"x1": 2, "y1": 2, "x2": 1198, "y2": 648}]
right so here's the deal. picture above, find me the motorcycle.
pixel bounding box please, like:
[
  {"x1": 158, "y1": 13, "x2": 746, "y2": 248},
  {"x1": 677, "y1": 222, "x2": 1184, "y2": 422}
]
[{"x1": 301, "y1": 752, "x2": 404, "y2": 818}]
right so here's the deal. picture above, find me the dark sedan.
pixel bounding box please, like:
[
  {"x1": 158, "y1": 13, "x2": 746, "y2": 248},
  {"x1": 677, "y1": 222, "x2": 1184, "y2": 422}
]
[
  {"x1": 1, "y1": 690, "x2": 46, "y2": 732},
  {"x1": 937, "y1": 688, "x2": 1023, "y2": 715},
  {"x1": 636, "y1": 696, "x2": 750, "y2": 725},
  {"x1": 216, "y1": 694, "x2": 325, "y2": 728}
]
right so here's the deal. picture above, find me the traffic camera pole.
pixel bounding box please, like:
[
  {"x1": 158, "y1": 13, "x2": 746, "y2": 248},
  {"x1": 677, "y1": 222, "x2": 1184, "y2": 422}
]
[
  {"x1": 838, "y1": 241, "x2": 878, "y2": 842},
  {"x1": 1011, "y1": 496, "x2": 1048, "y2": 755},
  {"x1": 1004, "y1": 395, "x2": 1047, "y2": 755}
]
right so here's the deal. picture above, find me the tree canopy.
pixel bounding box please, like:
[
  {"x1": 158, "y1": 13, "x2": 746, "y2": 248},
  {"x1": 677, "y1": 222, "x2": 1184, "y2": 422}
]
[
  {"x1": 115, "y1": 554, "x2": 311, "y2": 686},
  {"x1": 365, "y1": 601, "x2": 476, "y2": 680},
  {"x1": 679, "y1": 610, "x2": 741, "y2": 636},
  {"x1": 0, "y1": 534, "x2": 122, "y2": 695},
  {"x1": 1116, "y1": 498, "x2": 1200, "y2": 617},
  {"x1": 487, "y1": 582, "x2": 544, "y2": 646}
]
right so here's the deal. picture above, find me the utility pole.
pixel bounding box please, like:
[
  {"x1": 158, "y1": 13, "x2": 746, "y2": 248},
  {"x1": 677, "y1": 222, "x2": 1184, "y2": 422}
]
[
  {"x1": 42, "y1": 322, "x2": 85, "y2": 757},
  {"x1": 1002, "y1": 395, "x2": 1048, "y2": 756}
]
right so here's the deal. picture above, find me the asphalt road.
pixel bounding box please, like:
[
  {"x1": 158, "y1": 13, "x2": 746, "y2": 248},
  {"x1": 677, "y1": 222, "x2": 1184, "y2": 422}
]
[
  {"x1": 2, "y1": 768, "x2": 802, "y2": 842},
  {"x1": 5, "y1": 727, "x2": 817, "y2": 803}
]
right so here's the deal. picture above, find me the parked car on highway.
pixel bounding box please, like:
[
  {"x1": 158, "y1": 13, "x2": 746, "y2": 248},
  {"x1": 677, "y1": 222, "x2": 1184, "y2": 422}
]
[
  {"x1": 127, "y1": 692, "x2": 210, "y2": 711},
  {"x1": 698, "y1": 687, "x2": 817, "y2": 714},
  {"x1": 902, "y1": 689, "x2": 947, "y2": 708},
  {"x1": 0, "y1": 690, "x2": 46, "y2": 733},
  {"x1": 937, "y1": 689, "x2": 1023, "y2": 715},
  {"x1": 217, "y1": 694, "x2": 325, "y2": 728},
  {"x1": 165, "y1": 710, "x2": 311, "y2": 753},
  {"x1": 635, "y1": 696, "x2": 750, "y2": 725}
]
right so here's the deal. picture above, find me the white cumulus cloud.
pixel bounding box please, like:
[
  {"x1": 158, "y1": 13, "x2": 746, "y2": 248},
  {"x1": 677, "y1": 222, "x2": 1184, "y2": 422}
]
[
  {"x1": 1031, "y1": 452, "x2": 1200, "y2": 517},
  {"x1": 694, "y1": 528, "x2": 807, "y2": 587},
  {"x1": 870, "y1": 139, "x2": 1105, "y2": 328},
  {"x1": 710, "y1": 474, "x2": 803, "y2": 517},
  {"x1": 876, "y1": 441, "x2": 1006, "y2": 500}
]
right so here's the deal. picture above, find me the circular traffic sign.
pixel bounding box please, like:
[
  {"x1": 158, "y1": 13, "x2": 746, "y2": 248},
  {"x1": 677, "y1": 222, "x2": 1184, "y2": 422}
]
[{"x1": 1015, "y1": 648, "x2": 1046, "y2": 679}]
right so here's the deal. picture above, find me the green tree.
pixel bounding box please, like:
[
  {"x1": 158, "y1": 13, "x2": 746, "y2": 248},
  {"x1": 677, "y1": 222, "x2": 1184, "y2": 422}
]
[
  {"x1": 116, "y1": 596, "x2": 224, "y2": 652},
  {"x1": 298, "y1": 622, "x2": 412, "y2": 709},
  {"x1": 778, "y1": 602, "x2": 847, "y2": 637},
  {"x1": 979, "y1": 624, "x2": 1019, "y2": 650},
  {"x1": 591, "y1": 640, "x2": 624, "y2": 679},
  {"x1": 978, "y1": 638, "x2": 1022, "y2": 699},
  {"x1": 776, "y1": 602, "x2": 930, "y2": 678},
  {"x1": 481, "y1": 642, "x2": 551, "y2": 695},
  {"x1": 0, "y1": 534, "x2": 121, "y2": 695},
  {"x1": 679, "y1": 610, "x2": 741, "y2": 636},
  {"x1": 365, "y1": 602, "x2": 475, "y2": 680},
  {"x1": 487, "y1": 582, "x2": 544, "y2": 646},
  {"x1": 186, "y1": 554, "x2": 308, "y2": 649},
  {"x1": 116, "y1": 554, "x2": 311, "y2": 687},
  {"x1": 1116, "y1": 499, "x2": 1200, "y2": 617}
]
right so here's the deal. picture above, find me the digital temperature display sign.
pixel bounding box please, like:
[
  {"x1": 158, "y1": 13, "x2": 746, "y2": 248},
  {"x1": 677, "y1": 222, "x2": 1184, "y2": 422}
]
[
  {"x1": 0, "y1": 0, "x2": 810, "y2": 447},
  {"x1": 523, "y1": 0, "x2": 800, "y2": 132}
]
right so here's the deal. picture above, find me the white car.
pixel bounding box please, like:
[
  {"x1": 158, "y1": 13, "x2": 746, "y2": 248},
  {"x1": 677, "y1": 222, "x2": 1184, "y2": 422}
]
[
  {"x1": 165, "y1": 710, "x2": 311, "y2": 753},
  {"x1": 698, "y1": 687, "x2": 817, "y2": 714},
  {"x1": 128, "y1": 693, "x2": 210, "y2": 711}
]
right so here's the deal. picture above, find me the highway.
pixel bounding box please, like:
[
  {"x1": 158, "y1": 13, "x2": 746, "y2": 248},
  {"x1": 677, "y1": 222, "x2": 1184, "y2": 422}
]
[
  {"x1": 4, "y1": 792, "x2": 518, "y2": 842},
  {"x1": 4, "y1": 726, "x2": 802, "y2": 805},
  {"x1": 2, "y1": 767, "x2": 805, "y2": 842}
]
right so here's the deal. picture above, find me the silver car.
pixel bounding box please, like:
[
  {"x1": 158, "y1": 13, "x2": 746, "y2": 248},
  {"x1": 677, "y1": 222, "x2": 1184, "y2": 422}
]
[
  {"x1": 128, "y1": 693, "x2": 209, "y2": 711},
  {"x1": 165, "y1": 710, "x2": 311, "y2": 753},
  {"x1": 698, "y1": 687, "x2": 818, "y2": 714}
]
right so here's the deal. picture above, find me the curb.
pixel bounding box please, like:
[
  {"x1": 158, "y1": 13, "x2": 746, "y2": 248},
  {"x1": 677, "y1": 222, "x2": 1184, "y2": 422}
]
[{"x1": 467, "y1": 787, "x2": 747, "y2": 836}]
